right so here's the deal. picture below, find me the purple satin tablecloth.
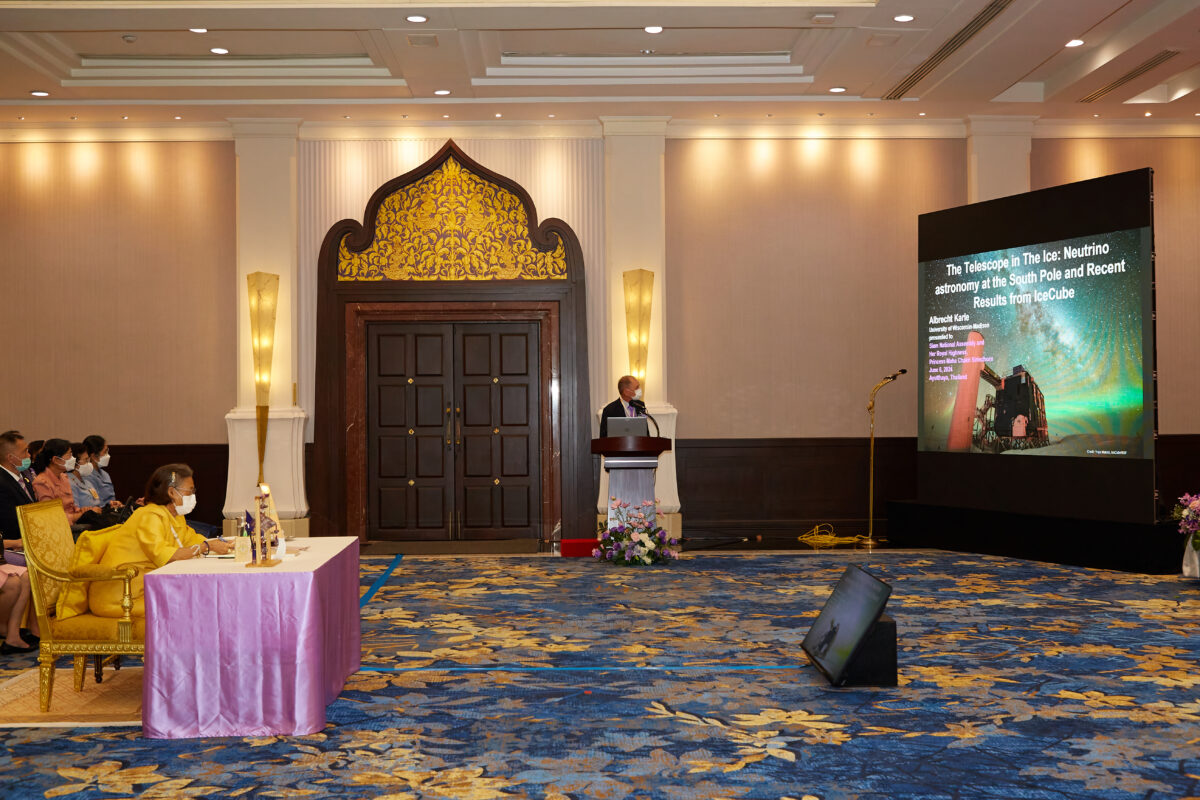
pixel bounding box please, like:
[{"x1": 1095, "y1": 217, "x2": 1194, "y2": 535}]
[{"x1": 142, "y1": 536, "x2": 361, "y2": 739}]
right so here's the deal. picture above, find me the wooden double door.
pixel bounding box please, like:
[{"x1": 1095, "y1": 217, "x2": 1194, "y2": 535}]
[{"x1": 366, "y1": 322, "x2": 541, "y2": 541}]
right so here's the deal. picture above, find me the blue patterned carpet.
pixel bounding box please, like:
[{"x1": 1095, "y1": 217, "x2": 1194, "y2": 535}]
[{"x1": 2, "y1": 550, "x2": 1199, "y2": 799}]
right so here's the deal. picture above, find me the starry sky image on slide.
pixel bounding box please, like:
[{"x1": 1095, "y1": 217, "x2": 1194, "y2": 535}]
[{"x1": 917, "y1": 227, "x2": 1152, "y2": 458}]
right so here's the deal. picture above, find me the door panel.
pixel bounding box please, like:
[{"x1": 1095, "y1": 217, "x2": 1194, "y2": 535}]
[
  {"x1": 367, "y1": 324, "x2": 454, "y2": 541},
  {"x1": 368, "y1": 321, "x2": 540, "y2": 542}
]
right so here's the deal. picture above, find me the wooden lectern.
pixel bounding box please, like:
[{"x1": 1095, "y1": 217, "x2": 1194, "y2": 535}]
[{"x1": 591, "y1": 436, "x2": 672, "y2": 529}]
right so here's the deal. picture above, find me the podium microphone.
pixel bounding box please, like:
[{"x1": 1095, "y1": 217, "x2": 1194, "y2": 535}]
[
  {"x1": 887, "y1": 368, "x2": 907, "y2": 380},
  {"x1": 628, "y1": 399, "x2": 660, "y2": 437}
]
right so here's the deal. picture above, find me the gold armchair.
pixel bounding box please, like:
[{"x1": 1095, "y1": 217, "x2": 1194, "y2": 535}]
[{"x1": 17, "y1": 500, "x2": 145, "y2": 712}]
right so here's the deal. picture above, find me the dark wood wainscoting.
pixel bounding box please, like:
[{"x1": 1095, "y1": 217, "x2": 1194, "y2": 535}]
[
  {"x1": 101, "y1": 443, "x2": 229, "y2": 525},
  {"x1": 675, "y1": 437, "x2": 917, "y2": 541}
]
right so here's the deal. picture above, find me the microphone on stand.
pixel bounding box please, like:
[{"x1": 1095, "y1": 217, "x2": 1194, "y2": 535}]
[
  {"x1": 886, "y1": 368, "x2": 908, "y2": 381},
  {"x1": 629, "y1": 399, "x2": 660, "y2": 437}
]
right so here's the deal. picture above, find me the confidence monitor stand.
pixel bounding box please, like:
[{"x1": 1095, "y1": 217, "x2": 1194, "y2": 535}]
[{"x1": 591, "y1": 435, "x2": 673, "y2": 529}]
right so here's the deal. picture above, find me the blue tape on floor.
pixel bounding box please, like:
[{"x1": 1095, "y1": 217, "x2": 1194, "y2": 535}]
[
  {"x1": 360, "y1": 664, "x2": 805, "y2": 672},
  {"x1": 359, "y1": 554, "x2": 403, "y2": 608}
]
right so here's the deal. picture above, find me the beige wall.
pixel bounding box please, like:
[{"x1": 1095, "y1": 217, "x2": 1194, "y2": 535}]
[
  {"x1": 665, "y1": 137, "x2": 968, "y2": 438},
  {"x1": 1032, "y1": 138, "x2": 1200, "y2": 435},
  {"x1": 0, "y1": 140, "x2": 236, "y2": 444}
]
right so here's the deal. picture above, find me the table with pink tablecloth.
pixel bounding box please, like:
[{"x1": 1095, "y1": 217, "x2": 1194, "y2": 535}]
[{"x1": 142, "y1": 536, "x2": 361, "y2": 739}]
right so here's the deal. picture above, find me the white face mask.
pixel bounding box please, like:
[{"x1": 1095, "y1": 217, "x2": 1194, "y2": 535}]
[
  {"x1": 77, "y1": 462, "x2": 95, "y2": 477},
  {"x1": 175, "y1": 492, "x2": 197, "y2": 516},
  {"x1": 98, "y1": 453, "x2": 111, "y2": 468},
  {"x1": 61, "y1": 456, "x2": 77, "y2": 472},
  {"x1": 633, "y1": 388, "x2": 643, "y2": 401}
]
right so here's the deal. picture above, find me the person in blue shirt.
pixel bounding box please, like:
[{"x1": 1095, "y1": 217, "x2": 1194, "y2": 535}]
[{"x1": 83, "y1": 435, "x2": 118, "y2": 506}]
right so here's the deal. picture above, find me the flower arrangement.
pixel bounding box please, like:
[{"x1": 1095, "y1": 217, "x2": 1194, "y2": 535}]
[
  {"x1": 593, "y1": 498, "x2": 680, "y2": 566},
  {"x1": 1171, "y1": 493, "x2": 1200, "y2": 551}
]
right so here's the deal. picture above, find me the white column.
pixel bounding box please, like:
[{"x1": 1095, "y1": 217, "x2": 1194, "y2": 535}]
[
  {"x1": 966, "y1": 115, "x2": 1037, "y2": 203},
  {"x1": 224, "y1": 119, "x2": 309, "y2": 523},
  {"x1": 599, "y1": 116, "x2": 680, "y2": 515}
]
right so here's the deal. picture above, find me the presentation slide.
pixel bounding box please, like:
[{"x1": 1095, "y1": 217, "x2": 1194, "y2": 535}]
[{"x1": 918, "y1": 227, "x2": 1153, "y2": 459}]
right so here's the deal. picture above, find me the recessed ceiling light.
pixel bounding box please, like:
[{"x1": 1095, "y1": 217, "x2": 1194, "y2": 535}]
[
  {"x1": 17, "y1": 116, "x2": 24, "y2": 120},
  {"x1": 817, "y1": 112, "x2": 825, "y2": 117},
  {"x1": 1066, "y1": 39, "x2": 1084, "y2": 48},
  {"x1": 210, "y1": 47, "x2": 229, "y2": 55},
  {"x1": 640, "y1": 49, "x2": 655, "y2": 55},
  {"x1": 495, "y1": 113, "x2": 502, "y2": 118},
  {"x1": 434, "y1": 89, "x2": 451, "y2": 96},
  {"x1": 1195, "y1": 112, "x2": 1200, "y2": 116},
  {"x1": 174, "y1": 116, "x2": 182, "y2": 120},
  {"x1": 343, "y1": 115, "x2": 351, "y2": 119},
  {"x1": 894, "y1": 14, "x2": 915, "y2": 23},
  {"x1": 1093, "y1": 113, "x2": 1100, "y2": 118},
  {"x1": 713, "y1": 113, "x2": 720, "y2": 118},
  {"x1": 189, "y1": 28, "x2": 207, "y2": 34},
  {"x1": 644, "y1": 26, "x2": 663, "y2": 34},
  {"x1": 918, "y1": 112, "x2": 926, "y2": 117},
  {"x1": 1144, "y1": 111, "x2": 1152, "y2": 117},
  {"x1": 547, "y1": 113, "x2": 555, "y2": 118},
  {"x1": 867, "y1": 112, "x2": 875, "y2": 117},
  {"x1": 30, "y1": 90, "x2": 49, "y2": 97},
  {"x1": 766, "y1": 113, "x2": 773, "y2": 118},
  {"x1": 121, "y1": 115, "x2": 128, "y2": 120},
  {"x1": 69, "y1": 115, "x2": 77, "y2": 121},
  {"x1": 829, "y1": 87, "x2": 847, "y2": 93},
  {"x1": 442, "y1": 114, "x2": 450, "y2": 119},
  {"x1": 401, "y1": 114, "x2": 408, "y2": 119},
  {"x1": 406, "y1": 15, "x2": 428, "y2": 23}
]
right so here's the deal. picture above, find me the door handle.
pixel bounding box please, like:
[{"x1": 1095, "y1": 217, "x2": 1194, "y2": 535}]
[
  {"x1": 455, "y1": 406, "x2": 462, "y2": 446},
  {"x1": 445, "y1": 404, "x2": 452, "y2": 445}
]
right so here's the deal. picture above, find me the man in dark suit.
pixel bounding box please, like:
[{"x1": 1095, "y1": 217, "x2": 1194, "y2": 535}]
[
  {"x1": 599, "y1": 375, "x2": 643, "y2": 437},
  {"x1": 0, "y1": 430, "x2": 39, "y2": 653},
  {"x1": 0, "y1": 431, "x2": 36, "y2": 553}
]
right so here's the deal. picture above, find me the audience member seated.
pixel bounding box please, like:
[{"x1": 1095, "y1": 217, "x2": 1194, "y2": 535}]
[
  {"x1": 0, "y1": 430, "x2": 42, "y2": 654},
  {"x1": 83, "y1": 435, "x2": 119, "y2": 507},
  {"x1": 0, "y1": 430, "x2": 34, "y2": 567},
  {"x1": 86, "y1": 464, "x2": 232, "y2": 620},
  {"x1": 23, "y1": 439, "x2": 43, "y2": 481},
  {"x1": 33, "y1": 438, "x2": 101, "y2": 528},
  {"x1": 68, "y1": 442, "x2": 108, "y2": 513}
]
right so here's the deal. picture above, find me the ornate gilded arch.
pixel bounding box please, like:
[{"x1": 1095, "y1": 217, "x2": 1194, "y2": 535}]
[{"x1": 312, "y1": 140, "x2": 593, "y2": 544}]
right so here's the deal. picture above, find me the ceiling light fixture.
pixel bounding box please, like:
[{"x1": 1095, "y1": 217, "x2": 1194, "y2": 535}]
[
  {"x1": 829, "y1": 87, "x2": 847, "y2": 93},
  {"x1": 343, "y1": 115, "x2": 350, "y2": 119},
  {"x1": 122, "y1": 115, "x2": 128, "y2": 120},
  {"x1": 189, "y1": 28, "x2": 208, "y2": 34},
  {"x1": 640, "y1": 49, "x2": 655, "y2": 54},
  {"x1": 495, "y1": 113, "x2": 502, "y2": 118},
  {"x1": 210, "y1": 47, "x2": 229, "y2": 55},
  {"x1": 548, "y1": 113, "x2": 556, "y2": 118},
  {"x1": 766, "y1": 113, "x2": 773, "y2": 118},
  {"x1": 442, "y1": 114, "x2": 450, "y2": 118},
  {"x1": 17, "y1": 116, "x2": 24, "y2": 120},
  {"x1": 30, "y1": 90, "x2": 49, "y2": 97},
  {"x1": 713, "y1": 113, "x2": 720, "y2": 118},
  {"x1": 69, "y1": 115, "x2": 77, "y2": 121},
  {"x1": 434, "y1": 89, "x2": 451, "y2": 96},
  {"x1": 1144, "y1": 111, "x2": 1152, "y2": 117},
  {"x1": 174, "y1": 115, "x2": 182, "y2": 120},
  {"x1": 401, "y1": 114, "x2": 408, "y2": 119},
  {"x1": 644, "y1": 26, "x2": 663, "y2": 34},
  {"x1": 894, "y1": 14, "x2": 915, "y2": 23},
  {"x1": 918, "y1": 112, "x2": 926, "y2": 117},
  {"x1": 406, "y1": 15, "x2": 428, "y2": 23},
  {"x1": 1066, "y1": 39, "x2": 1084, "y2": 47},
  {"x1": 1093, "y1": 113, "x2": 1100, "y2": 118}
]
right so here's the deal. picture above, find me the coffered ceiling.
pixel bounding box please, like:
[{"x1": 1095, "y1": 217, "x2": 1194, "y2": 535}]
[{"x1": 2, "y1": 0, "x2": 1199, "y2": 127}]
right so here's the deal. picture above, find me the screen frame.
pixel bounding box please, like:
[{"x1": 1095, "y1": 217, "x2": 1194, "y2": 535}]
[{"x1": 915, "y1": 168, "x2": 1158, "y2": 524}]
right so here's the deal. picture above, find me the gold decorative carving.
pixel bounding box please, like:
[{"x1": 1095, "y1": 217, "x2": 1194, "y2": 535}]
[{"x1": 338, "y1": 156, "x2": 568, "y2": 282}]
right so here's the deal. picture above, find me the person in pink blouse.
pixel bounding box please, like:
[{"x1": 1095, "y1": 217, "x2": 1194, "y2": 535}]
[{"x1": 32, "y1": 438, "x2": 100, "y2": 524}]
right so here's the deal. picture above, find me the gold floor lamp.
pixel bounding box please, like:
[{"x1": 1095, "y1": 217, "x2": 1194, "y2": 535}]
[{"x1": 247, "y1": 272, "x2": 280, "y2": 485}]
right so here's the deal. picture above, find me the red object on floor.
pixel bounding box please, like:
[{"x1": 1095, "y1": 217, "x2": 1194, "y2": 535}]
[{"x1": 560, "y1": 539, "x2": 598, "y2": 557}]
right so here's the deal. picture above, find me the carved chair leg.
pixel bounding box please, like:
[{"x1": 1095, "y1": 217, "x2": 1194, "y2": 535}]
[
  {"x1": 113, "y1": 655, "x2": 122, "y2": 672},
  {"x1": 39, "y1": 656, "x2": 55, "y2": 713},
  {"x1": 94, "y1": 654, "x2": 104, "y2": 684},
  {"x1": 73, "y1": 655, "x2": 86, "y2": 692}
]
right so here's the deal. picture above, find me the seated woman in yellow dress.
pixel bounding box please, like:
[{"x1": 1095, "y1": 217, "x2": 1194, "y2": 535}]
[{"x1": 88, "y1": 463, "x2": 233, "y2": 619}]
